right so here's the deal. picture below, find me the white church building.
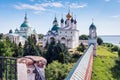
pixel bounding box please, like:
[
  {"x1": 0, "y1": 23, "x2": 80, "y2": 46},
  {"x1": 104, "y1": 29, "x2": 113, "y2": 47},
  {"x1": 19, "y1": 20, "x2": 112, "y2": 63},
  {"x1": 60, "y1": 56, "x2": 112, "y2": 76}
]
[
  {"x1": 43, "y1": 12, "x2": 79, "y2": 49},
  {"x1": 6, "y1": 13, "x2": 38, "y2": 46}
]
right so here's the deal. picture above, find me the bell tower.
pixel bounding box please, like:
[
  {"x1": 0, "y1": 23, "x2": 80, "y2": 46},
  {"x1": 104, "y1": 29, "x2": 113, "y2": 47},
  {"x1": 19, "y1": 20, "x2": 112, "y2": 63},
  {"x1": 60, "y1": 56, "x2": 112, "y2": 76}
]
[{"x1": 88, "y1": 20, "x2": 97, "y2": 56}]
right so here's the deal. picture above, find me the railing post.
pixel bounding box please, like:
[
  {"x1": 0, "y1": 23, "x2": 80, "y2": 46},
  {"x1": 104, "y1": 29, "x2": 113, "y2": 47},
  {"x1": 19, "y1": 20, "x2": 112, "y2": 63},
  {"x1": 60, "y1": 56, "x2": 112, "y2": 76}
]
[{"x1": 0, "y1": 56, "x2": 17, "y2": 80}]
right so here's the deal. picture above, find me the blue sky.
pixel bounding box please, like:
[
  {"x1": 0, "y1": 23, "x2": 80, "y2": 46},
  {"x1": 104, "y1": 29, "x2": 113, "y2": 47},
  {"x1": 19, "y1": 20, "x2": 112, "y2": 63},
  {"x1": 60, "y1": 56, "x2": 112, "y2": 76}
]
[{"x1": 0, "y1": 0, "x2": 120, "y2": 35}]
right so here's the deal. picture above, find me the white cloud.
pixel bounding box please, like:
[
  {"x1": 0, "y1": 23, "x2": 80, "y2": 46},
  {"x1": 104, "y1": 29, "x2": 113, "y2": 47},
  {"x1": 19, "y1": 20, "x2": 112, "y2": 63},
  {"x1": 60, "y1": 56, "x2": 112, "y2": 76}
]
[
  {"x1": 40, "y1": 2, "x2": 63, "y2": 7},
  {"x1": 70, "y1": 3, "x2": 87, "y2": 9},
  {"x1": 14, "y1": 3, "x2": 46, "y2": 11},
  {"x1": 14, "y1": 2, "x2": 63, "y2": 11},
  {"x1": 111, "y1": 15, "x2": 120, "y2": 18}
]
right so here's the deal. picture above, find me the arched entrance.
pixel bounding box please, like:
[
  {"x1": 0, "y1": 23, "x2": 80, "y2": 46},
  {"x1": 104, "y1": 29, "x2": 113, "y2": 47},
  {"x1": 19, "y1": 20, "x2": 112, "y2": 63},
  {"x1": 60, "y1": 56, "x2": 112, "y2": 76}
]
[{"x1": 50, "y1": 37, "x2": 55, "y2": 44}]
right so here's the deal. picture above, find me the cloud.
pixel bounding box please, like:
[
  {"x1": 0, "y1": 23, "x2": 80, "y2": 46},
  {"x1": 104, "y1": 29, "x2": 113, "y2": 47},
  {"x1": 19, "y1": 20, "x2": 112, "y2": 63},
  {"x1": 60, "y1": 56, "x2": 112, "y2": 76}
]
[
  {"x1": 40, "y1": 2, "x2": 63, "y2": 7},
  {"x1": 14, "y1": 3, "x2": 46, "y2": 11},
  {"x1": 69, "y1": 3, "x2": 87, "y2": 9},
  {"x1": 14, "y1": 2, "x2": 63, "y2": 11},
  {"x1": 111, "y1": 15, "x2": 120, "y2": 18}
]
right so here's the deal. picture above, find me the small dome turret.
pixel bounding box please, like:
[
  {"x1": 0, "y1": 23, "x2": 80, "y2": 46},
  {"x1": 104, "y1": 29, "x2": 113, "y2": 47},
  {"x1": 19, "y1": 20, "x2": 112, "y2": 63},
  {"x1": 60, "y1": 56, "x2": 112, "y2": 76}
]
[
  {"x1": 89, "y1": 23, "x2": 96, "y2": 30},
  {"x1": 71, "y1": 18, "x2": 74, "y2": 23},
  {"x1": 74, "y1": 19, "x2": 77, "y2": 24},
  {"x1": 65, "y1": 20, "x2": 67, "y2": 24},
  {"x1": 15, "y1": 28, "x2": 19, "y2": 33},
  {"x1": 53, "y1": 17, "x2": 57, "y2": 23},
  {"x1": 61, "y1": 18, "x2": 64, "y2": 23},
  {"x1": 53, "y1": 17, "x2": 58, "y2": 26}
]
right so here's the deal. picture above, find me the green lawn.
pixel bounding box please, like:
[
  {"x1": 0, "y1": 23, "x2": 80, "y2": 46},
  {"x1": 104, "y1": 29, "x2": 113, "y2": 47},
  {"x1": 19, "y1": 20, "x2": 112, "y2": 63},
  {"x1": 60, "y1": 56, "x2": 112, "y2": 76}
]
[{"x1": 91, "y1": 46, "x2": 120, "y2": 80}]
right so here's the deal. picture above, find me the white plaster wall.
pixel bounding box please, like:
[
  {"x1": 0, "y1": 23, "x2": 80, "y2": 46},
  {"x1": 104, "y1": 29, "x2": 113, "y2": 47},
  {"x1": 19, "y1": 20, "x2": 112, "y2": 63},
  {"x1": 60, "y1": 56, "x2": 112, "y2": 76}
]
[{"x1": 17, "y1": 63, "x2": 27, "y2": 80}]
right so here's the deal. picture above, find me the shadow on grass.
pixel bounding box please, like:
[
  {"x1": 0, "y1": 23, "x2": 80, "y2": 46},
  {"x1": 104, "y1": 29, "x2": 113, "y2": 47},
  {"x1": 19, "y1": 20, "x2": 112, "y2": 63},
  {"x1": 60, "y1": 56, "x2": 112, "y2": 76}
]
[{"x1": 111, "y1": 60, "x2": 120, "y2": 79}]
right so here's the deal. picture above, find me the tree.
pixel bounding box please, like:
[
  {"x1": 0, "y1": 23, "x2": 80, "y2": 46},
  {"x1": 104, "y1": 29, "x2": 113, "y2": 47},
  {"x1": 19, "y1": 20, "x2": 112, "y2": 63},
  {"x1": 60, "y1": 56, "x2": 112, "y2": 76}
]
[
  {"x1": 79, "y1": 34, "x2": 88, "y2": 40},
  {"x1": 38, "y1": 34, "x2": 44, "y2": 39},
  {"x1": 45, "y1": 41, "x2": 71, "y2": 64},
  {"x1": 111, "y1": 45, "x2": 119, "y2": 52},
  {"x1": 9, "y1": 29, "x2": 13, "y2": 33},
  {"x1": 18, "y1": 42, "x2": 23, "y2": 56},
  {"x1": 23, "y1": 41, "x2": 29, "y2": 56},
  {"x1": 0, "y1": 38, "x2": 14, "y2": 56},
  {"x1": 44, "y1": 40, "x2": 49, "y2": 49},
  {"x1": 23, "y1": 35, "x2": 41, "y2": 56},
  {"x1": 45, "y1": 61, "x2": 74, "y2": 80},
  {"x1": 77, "y1": 43, "x2": 86, "y2": 52},
  {"x1": 97, "y1": 37, "x2": 103, "y2": 45},
  {"x1": 118, "y1": 49, "x2": 120, "y2": 59},
  {"x1": 0, "y1": 33, "x2": 3, "y2": 39},
  {"x1": 12, "y1": 43, "x2": 19, "y2": 57}
]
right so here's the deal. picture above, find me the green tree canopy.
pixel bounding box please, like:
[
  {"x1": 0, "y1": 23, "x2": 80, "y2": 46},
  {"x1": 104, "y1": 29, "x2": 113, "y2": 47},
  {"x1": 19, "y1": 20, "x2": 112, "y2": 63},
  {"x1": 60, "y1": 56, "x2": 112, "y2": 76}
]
[
  {"x1": 118, "y1": 49, "x2": 120, "y2": 60},
  {"x1": 0, "y1": 33, "x2": 4, "y2": 39},
  {"x1": 38, "y1": 34, "x2": 44, "y2": 39},
  {"x1": 9, "y1": 29, "x2": 13, "y2": 33},
  {"x1": 77, "y1": 43, "x2": 86, "y2": 52},
  {"x1": 79, "y1": 34, "x2": 88, "y2": 40},
  {"x1": 0, "y1": 37, "x2": 14, "y2": 56},
  {"x1": 45, "y1": 41, "x2": 71, "y2": 64},
  {"x1": 97, "y1": 37, "x2": 103, "y2": 45},
  {"x1": 23, "y1": 35, "x2": 41, "y2": 56},
  {"x1": 111, "y1": 45, "x2": 119, "y2": 52},
  {"x1": 45, "y1": 61, "x2": 74, "y2": 80}
]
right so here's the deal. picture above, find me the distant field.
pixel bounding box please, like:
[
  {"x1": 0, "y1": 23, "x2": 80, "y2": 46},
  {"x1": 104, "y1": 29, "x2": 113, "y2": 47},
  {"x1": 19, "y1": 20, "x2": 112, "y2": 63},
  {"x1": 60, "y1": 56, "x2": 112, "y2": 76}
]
[{"x1": 91, "y1": 46, "x2": 120, "y2": 80}]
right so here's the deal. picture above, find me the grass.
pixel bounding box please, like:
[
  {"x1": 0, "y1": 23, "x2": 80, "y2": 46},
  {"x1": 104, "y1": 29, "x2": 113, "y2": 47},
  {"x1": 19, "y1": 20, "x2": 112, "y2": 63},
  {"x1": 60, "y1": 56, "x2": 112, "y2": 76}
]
[{"x1": 91, "y1": 45, "x2": 120, "y2": 80}]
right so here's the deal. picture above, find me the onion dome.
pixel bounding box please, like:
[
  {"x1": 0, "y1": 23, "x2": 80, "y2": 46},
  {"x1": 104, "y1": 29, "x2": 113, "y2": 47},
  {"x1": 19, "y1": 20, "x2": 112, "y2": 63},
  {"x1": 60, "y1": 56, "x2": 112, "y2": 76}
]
[
  {"x1": 89, "y1": 22, "x2": 96, "y2": 30},
  {"x1": 74, "y1": 19, "x2": 77, "y2": 24},
  {"x1": 53, "y1": 17, "x2": 57, "y2": 23},
  {"x1": 20, "y1": 13, "x2": 30, "y2": 28},
  {"x1": 61, "y1": 18, "x2": 64, "y2": 23},
  {"x1": 15, "y1": 28, "x2": 19, "y2": 33},
  {"x1": 66, "y1": 12, "x2": 72, "y2": 19},
  {"x1": 71, "y1": 18, "x2": 74, "y2": 23},
  {"x1": 53, "y1": 17, "x2": 58, "y2": 26}
]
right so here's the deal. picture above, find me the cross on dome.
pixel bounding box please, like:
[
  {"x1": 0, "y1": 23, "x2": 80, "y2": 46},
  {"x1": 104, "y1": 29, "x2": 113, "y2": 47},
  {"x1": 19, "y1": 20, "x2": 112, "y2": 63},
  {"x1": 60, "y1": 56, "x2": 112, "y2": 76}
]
[
  {"x1": 24, "y1": 13, "x2": 28, "y2": 22},
  {"x1": 66, "y1": 8, "x2": 72, "y2": 19}
]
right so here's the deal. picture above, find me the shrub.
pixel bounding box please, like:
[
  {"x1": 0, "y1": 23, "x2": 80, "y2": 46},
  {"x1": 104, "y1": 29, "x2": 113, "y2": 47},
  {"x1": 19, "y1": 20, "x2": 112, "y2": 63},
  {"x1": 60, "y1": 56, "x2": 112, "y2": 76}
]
[{"x1": 97, "y1": 37, "x2": 103, "y2": 45}]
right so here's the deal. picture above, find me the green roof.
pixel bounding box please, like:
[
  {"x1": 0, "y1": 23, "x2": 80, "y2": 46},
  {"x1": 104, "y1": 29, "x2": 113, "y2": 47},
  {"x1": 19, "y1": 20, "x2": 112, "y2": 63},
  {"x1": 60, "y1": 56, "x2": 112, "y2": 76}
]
[
  {"x1": 51, "y1": 25, "x2": 59, "y2": 32},
  {"x1": 20, "y1": 21, "x2": 30, "y2": 27},
  {"x1": 89, "y1": 23, "x2": 96, "y2": 29}
]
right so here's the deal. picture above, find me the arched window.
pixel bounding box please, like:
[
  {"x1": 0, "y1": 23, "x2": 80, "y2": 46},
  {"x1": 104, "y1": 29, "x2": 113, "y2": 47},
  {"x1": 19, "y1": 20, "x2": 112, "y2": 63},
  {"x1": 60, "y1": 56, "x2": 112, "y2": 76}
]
[{"x1": 61, "y1": 37, "x2": 65, "y2": 40}]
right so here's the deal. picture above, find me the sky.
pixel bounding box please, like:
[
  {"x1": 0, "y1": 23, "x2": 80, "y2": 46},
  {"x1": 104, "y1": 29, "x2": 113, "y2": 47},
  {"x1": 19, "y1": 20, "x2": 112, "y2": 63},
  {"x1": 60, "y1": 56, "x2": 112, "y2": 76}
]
[{"x1": 0, "y1": 0, "x2": 120, "y2": 35}]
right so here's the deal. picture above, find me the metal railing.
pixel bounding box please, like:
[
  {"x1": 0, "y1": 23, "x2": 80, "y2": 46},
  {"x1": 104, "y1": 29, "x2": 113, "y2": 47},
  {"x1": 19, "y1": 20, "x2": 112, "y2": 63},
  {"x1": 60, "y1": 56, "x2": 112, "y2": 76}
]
[
  {"x1": 65, "y1": 45, "x2": 94, "y2": 80},
  {"x1": 0, "y1": 56, "x2": 17, "y2": 80}
]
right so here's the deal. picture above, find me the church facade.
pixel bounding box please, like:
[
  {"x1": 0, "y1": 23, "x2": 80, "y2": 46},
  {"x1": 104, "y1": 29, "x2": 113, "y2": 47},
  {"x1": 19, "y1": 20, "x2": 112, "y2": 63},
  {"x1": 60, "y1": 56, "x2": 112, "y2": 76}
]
[
  {"x1": 6, "y1": 13, "x2": 38, "y2": 46},
  {"x1": 43, "y1": 12, "x2": 79, "y2": 49}
]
